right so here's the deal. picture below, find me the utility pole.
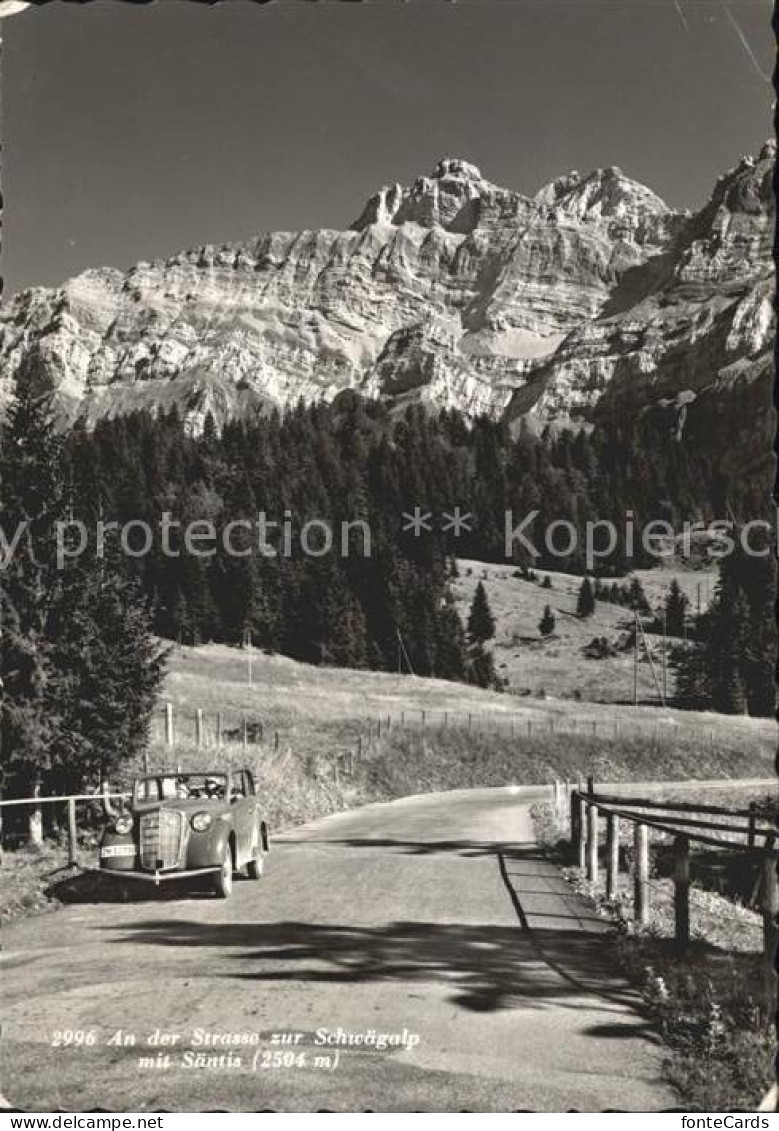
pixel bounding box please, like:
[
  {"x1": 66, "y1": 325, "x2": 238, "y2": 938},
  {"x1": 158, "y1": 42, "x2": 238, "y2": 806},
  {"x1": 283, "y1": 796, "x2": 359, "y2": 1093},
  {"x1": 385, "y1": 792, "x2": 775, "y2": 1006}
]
[
  {"x1": 636, "y1": 610, "x2": 666, "y2": 707},
  {"x1": 396, "y1": 628, "x2": 414, "y2": 676}
]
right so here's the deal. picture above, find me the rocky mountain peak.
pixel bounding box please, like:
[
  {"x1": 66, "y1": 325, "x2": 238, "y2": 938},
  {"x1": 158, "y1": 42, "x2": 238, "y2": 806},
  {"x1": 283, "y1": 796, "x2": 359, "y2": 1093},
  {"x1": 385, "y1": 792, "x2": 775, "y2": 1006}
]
[
  {"x1": 431, "y1": 158, "x2": 485, "y2": 182},
  {"x1": 352, "y1": 158, "x2": 500, "y2": 232},
  {"x1": 536, "y1": 165, "x2": 669, "y2": 218},
  {"x1": 0, "y1": 144, "x2": 772, "y2": 441}
]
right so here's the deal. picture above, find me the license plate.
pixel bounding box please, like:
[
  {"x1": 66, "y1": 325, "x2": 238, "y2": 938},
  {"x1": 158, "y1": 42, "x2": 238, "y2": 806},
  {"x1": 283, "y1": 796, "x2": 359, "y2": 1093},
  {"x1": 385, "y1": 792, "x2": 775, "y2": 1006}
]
[{"x1": 100, "y1": 844, "x2": 136, "y2": 859}]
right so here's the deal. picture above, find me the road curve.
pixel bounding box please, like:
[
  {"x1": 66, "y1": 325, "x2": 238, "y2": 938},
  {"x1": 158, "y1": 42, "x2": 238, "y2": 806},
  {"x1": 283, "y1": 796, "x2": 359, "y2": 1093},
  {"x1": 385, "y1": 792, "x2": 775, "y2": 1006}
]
[{"x1": 2, "y1": 787, "x2": 678, "y2": 1112}]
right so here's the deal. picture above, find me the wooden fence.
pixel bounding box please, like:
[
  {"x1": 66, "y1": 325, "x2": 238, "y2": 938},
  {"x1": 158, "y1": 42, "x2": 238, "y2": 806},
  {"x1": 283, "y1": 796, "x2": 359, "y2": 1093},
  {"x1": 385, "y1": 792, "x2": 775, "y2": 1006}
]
[
  {"x1": 151, "y1": 700, "x2": 735, "y2": 753},
  {"x1": 559, "y1": 778, "x2": 777, "y2": 964},
  {"x1": 0, "y1": 790, "x2": 129, "y2": 867}
]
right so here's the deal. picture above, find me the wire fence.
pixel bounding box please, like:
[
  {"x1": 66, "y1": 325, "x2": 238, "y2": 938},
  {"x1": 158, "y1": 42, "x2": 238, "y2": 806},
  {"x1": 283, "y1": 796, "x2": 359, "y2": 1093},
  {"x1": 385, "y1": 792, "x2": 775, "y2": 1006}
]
[{"x1": 148, "y1": 699, "x2": 753, "y2": 754}]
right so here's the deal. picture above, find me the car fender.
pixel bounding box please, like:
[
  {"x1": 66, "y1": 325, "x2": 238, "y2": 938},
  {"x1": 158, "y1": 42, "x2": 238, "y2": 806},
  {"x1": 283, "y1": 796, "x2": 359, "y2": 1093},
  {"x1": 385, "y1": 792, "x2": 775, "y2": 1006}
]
[
  {"x1": 99, "y1": 829, "x2": 137, "y2": 872},
  {"x1": 187, "y1": 815, "x2": 235, "y2": 870}
]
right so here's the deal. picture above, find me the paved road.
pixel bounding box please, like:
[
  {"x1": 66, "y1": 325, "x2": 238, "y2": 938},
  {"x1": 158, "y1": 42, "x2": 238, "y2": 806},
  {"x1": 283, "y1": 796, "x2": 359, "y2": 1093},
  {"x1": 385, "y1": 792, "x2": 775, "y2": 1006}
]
[{"x1": 2, "y1": 787, "x2": 678, "y2": 1112}]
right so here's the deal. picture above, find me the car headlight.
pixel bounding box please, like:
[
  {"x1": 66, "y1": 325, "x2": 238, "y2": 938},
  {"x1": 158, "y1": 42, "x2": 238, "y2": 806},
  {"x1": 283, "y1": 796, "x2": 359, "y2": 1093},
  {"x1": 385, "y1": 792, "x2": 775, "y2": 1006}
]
[
  {"x1": 191, "y1": 811, "x2": 213, "y2": 833},
  {"x1": 114, "y1": 815, "x2": 133, "y2": 835}
]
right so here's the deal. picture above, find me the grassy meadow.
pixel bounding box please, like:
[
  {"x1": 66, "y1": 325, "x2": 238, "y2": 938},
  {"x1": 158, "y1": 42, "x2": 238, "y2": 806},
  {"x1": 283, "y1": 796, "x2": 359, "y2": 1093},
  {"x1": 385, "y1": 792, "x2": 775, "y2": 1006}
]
[
  {"x1": 451, "y1": 558, "x2": 718, "y2": 703},
  {"x1": 121, "y1": 638, "x2": 776, "y2": 840},
  {"x1": 3, "y1": 564, "x2": 774, "y2": 924},
  {"x1": 153, "y1": 639, "x2": 775, "y2": 768}
]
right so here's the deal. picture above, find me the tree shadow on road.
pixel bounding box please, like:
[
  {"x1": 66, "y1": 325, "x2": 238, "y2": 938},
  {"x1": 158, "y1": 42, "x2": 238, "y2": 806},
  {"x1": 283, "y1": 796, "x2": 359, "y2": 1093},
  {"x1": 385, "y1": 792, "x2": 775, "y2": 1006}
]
[
  {"x1": 103, "y1": 841, "x2": 657, "y2": 1027},
  {"x1": 296, "y1": 836, "x2": 536, "y2": 858},
  {"x1": 107, "y1": 913, "x2": 653, "y2": 1023}
]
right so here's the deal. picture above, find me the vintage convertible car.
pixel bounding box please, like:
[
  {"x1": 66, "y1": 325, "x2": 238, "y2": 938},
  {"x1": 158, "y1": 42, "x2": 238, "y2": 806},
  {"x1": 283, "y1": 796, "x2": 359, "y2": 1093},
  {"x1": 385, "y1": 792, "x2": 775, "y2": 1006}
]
[{"x1": 99, "y1": 769, "x2": 269, "y2": 898}]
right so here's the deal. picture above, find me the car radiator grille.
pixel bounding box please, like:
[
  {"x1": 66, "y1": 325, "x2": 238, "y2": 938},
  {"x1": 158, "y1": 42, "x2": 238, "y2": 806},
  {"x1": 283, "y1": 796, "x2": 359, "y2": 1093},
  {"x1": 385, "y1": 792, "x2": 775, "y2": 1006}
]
[{"x1": 139, "y1": 810, "x2": 184, "y2": 870}]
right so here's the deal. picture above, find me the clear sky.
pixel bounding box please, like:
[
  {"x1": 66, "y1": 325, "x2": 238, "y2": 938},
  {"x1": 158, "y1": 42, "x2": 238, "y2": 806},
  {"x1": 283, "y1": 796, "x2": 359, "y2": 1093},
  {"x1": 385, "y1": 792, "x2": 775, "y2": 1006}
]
[{"x1": 2, "y1": 0, "x2": 774, "y2": 295}]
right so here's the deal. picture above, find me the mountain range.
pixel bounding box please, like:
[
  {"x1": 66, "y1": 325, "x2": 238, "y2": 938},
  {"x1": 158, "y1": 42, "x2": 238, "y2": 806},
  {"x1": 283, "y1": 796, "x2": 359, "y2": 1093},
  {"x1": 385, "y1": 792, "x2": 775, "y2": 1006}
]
[{"x1": 1, "y1": 143, "x2": 774, "y2": 444}]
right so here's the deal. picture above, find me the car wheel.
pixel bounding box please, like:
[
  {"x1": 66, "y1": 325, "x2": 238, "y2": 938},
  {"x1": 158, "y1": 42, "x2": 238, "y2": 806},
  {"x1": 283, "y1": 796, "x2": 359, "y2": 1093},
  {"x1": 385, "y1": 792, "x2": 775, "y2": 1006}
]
[
  {"x1": 213, "y1": 844, "x2": 234, "y2": 899},
  {"x1": 246, "y1": 840, "x2": 264, "y2": 880}
]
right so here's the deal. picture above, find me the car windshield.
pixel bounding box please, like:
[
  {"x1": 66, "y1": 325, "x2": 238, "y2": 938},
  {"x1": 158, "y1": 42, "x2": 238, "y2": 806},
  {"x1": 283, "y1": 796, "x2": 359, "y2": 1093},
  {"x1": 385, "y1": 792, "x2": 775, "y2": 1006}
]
[{"x1": 134, "y1": 774, "x2": 228, "y2": 803}]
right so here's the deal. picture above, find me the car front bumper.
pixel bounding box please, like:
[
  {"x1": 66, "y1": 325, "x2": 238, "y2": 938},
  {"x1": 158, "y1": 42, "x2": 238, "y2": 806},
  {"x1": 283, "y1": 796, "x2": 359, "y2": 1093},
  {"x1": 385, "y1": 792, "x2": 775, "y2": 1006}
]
[{"x1": 96, "y1": 866, "x2": 221, "y2": 886}]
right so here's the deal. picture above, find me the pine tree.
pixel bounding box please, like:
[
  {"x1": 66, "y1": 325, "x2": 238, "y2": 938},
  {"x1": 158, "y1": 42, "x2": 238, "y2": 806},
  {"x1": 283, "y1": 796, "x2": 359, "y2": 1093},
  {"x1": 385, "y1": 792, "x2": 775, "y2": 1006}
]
[
  {"x1": 435, "y1": 595, "x2": 467, "y2": 680},
  {"x1": 664, "y1": 579, "x2": 689, "y2": 638},
  {"x1": 669, "y1": 640, "x2": 707, "y2": 709},
  {"x1": 539, "y1": 605, "x2": 556, "y2": 636},
  {"x1": 48, "y1": 538, "x2": 167, "y2": 791},
  {"x1": 1, "y1": 377, "x2": 167, "y2": 831},
  {"x1": 0, "y1": 381, "x2": 67, "y2": 831},
  {"x1": 466, "y1": 640, "x2": 498, "y2": 689},
  {"x1": 576, "y1": 577, "x2": 596, "y2": 618},
  {"x1": 467, "y1": 581, "x2": 496, "y2": 644},
  {"x1": 706, "y1": 585, "x2": 750, "y2": 714},
  {"x1": 628, "y1": 576, "x2": 651, "y2": 613}
]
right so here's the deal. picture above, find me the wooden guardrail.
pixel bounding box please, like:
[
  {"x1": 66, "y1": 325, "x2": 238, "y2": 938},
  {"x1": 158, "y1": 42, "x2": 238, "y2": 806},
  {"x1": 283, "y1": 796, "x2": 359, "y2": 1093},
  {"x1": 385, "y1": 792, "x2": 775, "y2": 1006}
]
[
  {"x1": 564, "y1": 778, "x2": 777, "y2": 962},
  {"x1": 0, "y1": 790, "x2": 129, "y2": 867}
]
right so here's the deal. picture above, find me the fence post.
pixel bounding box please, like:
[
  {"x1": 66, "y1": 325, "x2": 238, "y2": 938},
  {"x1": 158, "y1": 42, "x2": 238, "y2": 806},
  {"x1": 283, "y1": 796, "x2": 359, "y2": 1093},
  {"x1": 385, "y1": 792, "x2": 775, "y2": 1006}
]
[
  {"x1": 165, "y1": 702, "x2": 175, "y2": 748},
  {"x1": 762, "y1": 846, "x2": 778, "y2": 1016},
  {"x1": 674, "y1": 833, "x2": 690, "y2": 950},
  {"x1": 748, "y1": 803, "x2": 757, "y2": 849},
  {"x1": 606, "y1": 813, "x2": 619, "y2": 901},
  {"x1": 242, "y1": 717, "x2": 248, "y2": 754},
  {"x1": 274, "y1": 730, "x2": 279, "y2": 751},
  {"x1": 587, "y1": 802, "x2": 599, "y2": 883},
  {"x1": 634, "y1": 822, "x2": 649, "y2": 926},
  {"x1": 570, "y1": 789, "x2": 579, "y2": 847},
  {"x1": 762, "y1": 847, "x2": 777, "y2": 965},
  {"x1": 357, "y1": 735, "x2": 362, "y2": 762},
  {"x1": 27, "y1": 781, "x2": 43, "y2": 846},
  {"x1": 377, "y1": 717, "x2": 382, "y2": 739},
  {"x1": 586, "y1": 775, "x2": 595, "y2": 797},
  {"x1": 67, "y1": 798, "x2": 78, "y2": 867},
  {"x1": 195, "y1": 708, "x2": 204, "y2": 749},
  {"x1": 577, "y1": 796, "x2": 587, "y2": 871}
]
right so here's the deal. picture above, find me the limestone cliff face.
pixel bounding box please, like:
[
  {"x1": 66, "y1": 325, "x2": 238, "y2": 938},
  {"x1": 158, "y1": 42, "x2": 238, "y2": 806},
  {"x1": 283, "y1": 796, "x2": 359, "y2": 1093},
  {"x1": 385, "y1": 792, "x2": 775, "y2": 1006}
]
[
  {"x1": 0, "y1": 144, "x2": 773, "y2": 437},
  {"x1": 504, "y1": 142, "x2": 775, "y2": 439}
]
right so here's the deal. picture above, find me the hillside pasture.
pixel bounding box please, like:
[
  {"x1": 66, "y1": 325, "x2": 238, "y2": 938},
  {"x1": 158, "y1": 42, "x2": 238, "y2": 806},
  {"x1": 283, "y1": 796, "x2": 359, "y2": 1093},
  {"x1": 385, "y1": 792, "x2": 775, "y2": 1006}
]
[{"x1": 452, "y1": 559, "x2": 719, "y2": 703}]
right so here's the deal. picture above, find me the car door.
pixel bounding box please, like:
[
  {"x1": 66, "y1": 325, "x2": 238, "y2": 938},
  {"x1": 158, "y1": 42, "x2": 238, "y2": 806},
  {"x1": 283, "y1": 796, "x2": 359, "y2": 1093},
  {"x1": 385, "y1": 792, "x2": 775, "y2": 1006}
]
[
  {"x1": 242, "y1": 770, "x2": 260, "y2": 854},
  {"x1": 231, "y1": 770, "x2": 255, "y2": 864}
]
